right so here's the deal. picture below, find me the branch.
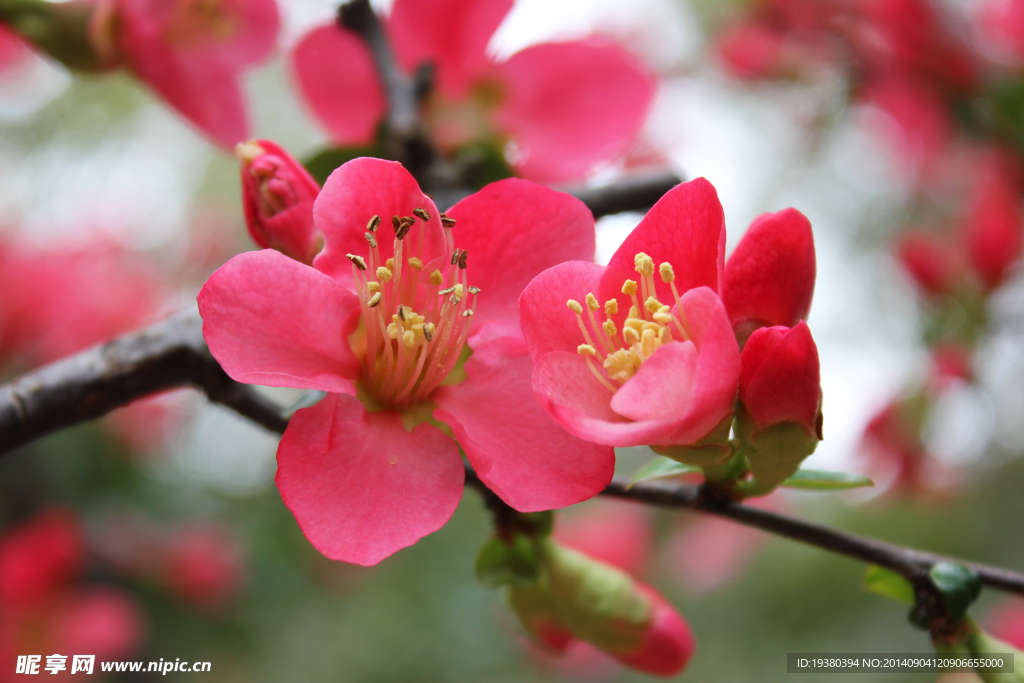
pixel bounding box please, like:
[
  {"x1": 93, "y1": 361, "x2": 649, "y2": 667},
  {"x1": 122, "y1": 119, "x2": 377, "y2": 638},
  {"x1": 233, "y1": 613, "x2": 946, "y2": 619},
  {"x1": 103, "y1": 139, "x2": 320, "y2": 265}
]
[
  {"x1": 2, "y1": 313, "x2": 1022, "y2": 598},
  {"x1": 565, "y1": 171, "x2": 683, "y2": 218},
  {"x1": 339, "y1": 0, "x2": 435, "y2": 175}
]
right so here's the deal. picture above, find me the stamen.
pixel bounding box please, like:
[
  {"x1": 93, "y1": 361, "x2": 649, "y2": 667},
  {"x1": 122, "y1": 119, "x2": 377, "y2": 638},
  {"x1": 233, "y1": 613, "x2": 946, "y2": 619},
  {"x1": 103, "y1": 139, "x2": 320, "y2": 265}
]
[
  {"x1": 567, "y1": 300, "x2": 583, "y2": 314},
  {"x1": 429, "y1": 270, "x2": 444, "y2": 286},
  {"x1": 440, "y1": 214, "x2": 456, "y2": 228},
  {"x1": 413, "y1": 207, "x2": 431, "y2": 221},
  {"x1": 634, "y1": 252, "x2": 655, "y2": 278},
  {"x1": 392, "y1": 215, "x2": 402, "y2": 233},
  {"x1": 423, "y1": 323, "x2": 435, "y2": 341},
  {"x1": 623, "y1": 327, "x2": 640, "y2": 346},
  {"x1": 368, "y1": 281, "x2": 380, "y2": 293},
  {"x1": 468, "y1": 285, "x2": 480, "y2": 295},
  {"x1": 621, "y1": 280, "x2": 637, "y2": 296},
  {"x1": 346, "y1": 254, "x2": 367, "y2": 271},
  {"x1": 364, "y1": 232, "x2": 378, "y2": 248},
  {"x1": 457, "y1": 250, "x2": 468, "y2": 269},
  {"x1": 376, "y1": 266, "x2": 393, "y2": 282},
  {"x1": 385, "y1": 258, "x2": 395, "y2": 271},
  {"x1": 368, "y1": 292, "x2": 382, "y2": 307},
  {"x1": 367, "y1": 215, "x2": 381, "y2": 232},
  {"x1": 659, "y1": 262, "x2": 674, "y2": 283},
  {"x1": 451, "y1": 250, "x2": 461, "y2": 265},
  {"x1": 463, "y1": 310, "x2": 474, "y2": 317},
  {"x1": 644, "y1": 296, "x2": 663, "y2": 314},
  {"x1": 577, "y1": 344, "x2": 597, "y2": 356},
  {"x1": 408, "y1": 257, "x2": 423, "y2": 270},
  {"x1": 605, "y1": 300, "x2": 618, "y2": 317}
]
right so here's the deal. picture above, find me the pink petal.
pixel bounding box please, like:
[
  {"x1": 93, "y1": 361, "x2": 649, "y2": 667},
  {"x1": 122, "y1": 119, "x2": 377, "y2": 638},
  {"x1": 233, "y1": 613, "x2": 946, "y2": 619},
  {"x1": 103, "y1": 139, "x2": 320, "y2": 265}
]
[
  {"x1": 723, "y1": 208, "x2": 816, "y2": 331},
  {"x1": 433, "y1": 336, "x2": 614, "y2": 511},
  {"x1": 312, "y1": 158, "x2": 447, "y2": 290},
  {"x1": 387, "y1": 0, "x2": 513, "y2": 98},
  {"x1": 494, "y1": 40, "x2": 656, "y2": 183},
  {"x1": 740, "y1": 322, "x2": 820, "y2": 432},
  {"x1": 53, "y1": 589, "x2": 144, "y2": 660},
  {"x1": 446, "y1": 179, "x2": 595, "y2": 347},
  {"x1": 610, "y1": 341, "x2": 698, "y2": 422},
  {"x1": 612, "y1": 586, "x2": 695, "y2": 677},
  {"x1": 275, "y1": 393, "x2": 464, "y2": 566},
  {"x1": 520, "y1": 260, "x2": 606, "y2": 363},
  {"x1": 198, "y1": 249, "x2": 362, "y2": 393},
  {"x1": 291, "y1": 24, "x2": 385, "y2": 145},
  {"x1": 599, "y1": 178, "x2": 725, "y2": 321}
]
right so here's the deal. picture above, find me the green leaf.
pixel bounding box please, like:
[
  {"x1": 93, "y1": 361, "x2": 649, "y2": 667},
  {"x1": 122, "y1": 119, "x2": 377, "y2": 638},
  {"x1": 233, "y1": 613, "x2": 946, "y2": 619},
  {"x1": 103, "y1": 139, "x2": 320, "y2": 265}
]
[
  {"x1": 780, "y1": 469, "x2": 875, "y2": 491},
  {"x1": 303, "y1": 145, "x2": 382, "y2": 186},
  {"x1": 929, "y1": 562, "x2": 982, "y2": 623},
  {"x1": 628, "y1": 457, "x2": 702, "y2": 488},
  {"x1": 864, "y1": 565, "x2": 915, "y2": 605}
]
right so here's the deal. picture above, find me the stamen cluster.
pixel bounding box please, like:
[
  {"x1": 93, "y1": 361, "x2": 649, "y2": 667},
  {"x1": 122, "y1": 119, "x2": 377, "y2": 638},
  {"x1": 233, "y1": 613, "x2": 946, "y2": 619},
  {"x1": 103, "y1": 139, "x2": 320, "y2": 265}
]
[
  {"x1": 346, "y1": 209, "x2": 479, "y2": 408},
  {"x1": 568, "y1": 253, "x2": 690, "y2": 392}
]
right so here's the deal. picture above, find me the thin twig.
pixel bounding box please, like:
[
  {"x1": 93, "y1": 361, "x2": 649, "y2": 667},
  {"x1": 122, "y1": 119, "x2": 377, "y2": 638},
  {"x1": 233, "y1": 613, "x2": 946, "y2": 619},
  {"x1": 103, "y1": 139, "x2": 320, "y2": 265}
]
[
  {"x1": 564, "y1": 171, "x2": 683, "y2": 218},
  {"x1": 1, "y1": 312, "x2": 1022, "y2": 597}
]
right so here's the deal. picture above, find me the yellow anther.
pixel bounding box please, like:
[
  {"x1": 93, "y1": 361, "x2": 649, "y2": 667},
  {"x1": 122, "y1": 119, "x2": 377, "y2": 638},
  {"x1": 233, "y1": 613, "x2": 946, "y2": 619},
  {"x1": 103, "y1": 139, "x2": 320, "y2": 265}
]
[
  {"x1": 623, "y1": 327, "x2": 640, "y2": 345},
  {"x1": 644, "y1": 296, "x2": 663, "y2": 314},
  {"x1": 642, "y1": 322, "x2": 661, "y2": 334},
  {"x1": 622, "y1": 280, "x2": 637, "y2": 296},
  {"x1": 387, "y1": 322, "x2": 399, "y2": 338},
  {"x1": 376, "y1": 266, "x2": 393, "y2": 282},
  {"x1": 346, "y1": 254, "x2": 367, "y2": 271},
  {"x1": 605, "y1": 300, "x2": 618, "y2": 316},
  {"x1": 368, "y1": 292, "x2": 382, "y2": 307},
  {"x1": 657, "y1": 305, "x2": 671, "y2": 314},
  {"x1": 567, "y1": 300, "x2": 584, "y2": 314},
  {"x1": 577, "y1": 344, "x2": 597, "y2": 356},
  {"x1": 236, "y1": 141, "x2": 264, "y2": 164},
  {"x1": 634, "y1": 252, "x2": 655, "y2": 277},
  {"x1": 625, "y1": 318, "x2": 646, "y2": 332},
  {"x1": 429, "y1": 269, "x2": 444, "y2": 286},
  {"x1": 641, "y1": 328, "x2": 658, "y2": 358},
  {"x1": 658, "y1": 326, "x2": 673, "y2": 344},
  {"x1": 585, "y1": 293, "x2": 600, "y2": 311},
  {"x1": 659, "y1": 262, "x2": 675, "y2": 283},
  {"x1": 385, "y1": 258, "x2": 395, "y2": 271},
  {"x1": 453, "y1": 283, "x2": 464, "y2": 297},
  {"x1": 602, "y1": 319, "x2": 617, "y2": 338},
  {"x1": 368, "y1": 281, "x2": 380, "y2": 293},
  {"x1": 463, "y1": 309, "x2": 474, "y2": 317},
  {"x1": 408, "y1": 257, "x2": 424, "y2": 270},
  {"x1": 603, "y1": 349, "x2": 639, "y2": 383},
  {"x1": 402, "y1": 330, "x2": 416, "y2": 348},
  {"x1": 423, "y1": 322, "x2": 435, "y2": 341},
  {"x1": 653, "y1": 312, "x2": 673, "y2": 325}
]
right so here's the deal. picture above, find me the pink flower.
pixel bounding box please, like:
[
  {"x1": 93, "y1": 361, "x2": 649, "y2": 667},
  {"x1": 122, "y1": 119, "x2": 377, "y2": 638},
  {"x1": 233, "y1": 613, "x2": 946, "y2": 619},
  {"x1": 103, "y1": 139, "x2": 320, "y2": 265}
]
[
  {"x1": 238, "y1": 139, "x2": 322, "y2": 264},
  {"x1": 92, "y1": 0, "x2": 280, "y2": 149},
  {"x1": 722, "y1": 207, "x2": 816, "y2": 342},
  {"x1": 0, "y1": 25, "x2": 30, "y2": 76},
  {"x1": 739, "y1": 322, "x2": 821, "y2": 436},
  {"x1": 0, "y1": 509, "x2": 83, "y2": 613},
  {"x1": 979, "y1": 0, "x2": 1024, "y2": 61},
  {"x1": 896, "y1": 230, "x2": 961, "y2": 296},
  {"x1": 988, "y1": 599, "x2": 1024, "y2": 649},
  {"x1": 717, "y1": 23, "x2": 789, "y2": 81},
  {"x1": 554, "y1": 500, "x2": 652, "y2": 577},
  {"x1": 520, "y1": 177, "x2": 740, "y2": 449},
  {"x1": 162, "y1": 524, "x2": 244, "y2": 608},
  {"x1": 199, "y1": 157, "x2": 613, "y2": 565},
  {"x1": 963, "y1": 168, "x2": 1023, "y2": 291},
  {"x1": 291, "y1": 0, "x2": 655, "y2": 183}
]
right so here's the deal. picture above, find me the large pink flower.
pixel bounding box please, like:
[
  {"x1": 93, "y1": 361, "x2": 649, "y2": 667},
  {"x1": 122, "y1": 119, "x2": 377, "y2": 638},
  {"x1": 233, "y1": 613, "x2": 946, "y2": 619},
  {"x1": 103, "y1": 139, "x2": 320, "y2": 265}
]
[
  {"x1": 291, "y1": 0, "x2": 655, "y2": 183},
  {"x1": 520, "y1": 177, "x2": 740, "y2": 448},
  {"x1": 93, "y1": 0, "x2": 280, "y2": 149},
  {"x1": 199, "y1": 157, "x2": 613, "y2": 565}
]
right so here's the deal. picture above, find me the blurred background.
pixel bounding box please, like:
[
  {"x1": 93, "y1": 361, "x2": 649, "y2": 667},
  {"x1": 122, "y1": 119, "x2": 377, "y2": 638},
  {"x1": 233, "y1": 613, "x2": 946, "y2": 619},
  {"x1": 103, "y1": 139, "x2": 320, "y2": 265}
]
[{"x1": 1, "y1": 0, "x2": 1024, "y2": 680}]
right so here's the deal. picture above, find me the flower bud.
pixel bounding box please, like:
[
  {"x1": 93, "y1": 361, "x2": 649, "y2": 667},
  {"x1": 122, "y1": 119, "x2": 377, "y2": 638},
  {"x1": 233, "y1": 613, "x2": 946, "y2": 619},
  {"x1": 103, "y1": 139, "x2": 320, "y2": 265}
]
[
  {"x1": 896, "y1": 230, "x2": 960, "y2": 297},
  {"x1": 238, "y1": 139, "x2": 322, "y2": 264},
  {"x1": 509, "y1": 539, "x2": 694, "y2": 677},
  {"x1": 964, "y1": 173, "x2": 1023, "y2": 292},
  {"x1": 736, "y1": 322, "x2": 822, "y2": 495}
]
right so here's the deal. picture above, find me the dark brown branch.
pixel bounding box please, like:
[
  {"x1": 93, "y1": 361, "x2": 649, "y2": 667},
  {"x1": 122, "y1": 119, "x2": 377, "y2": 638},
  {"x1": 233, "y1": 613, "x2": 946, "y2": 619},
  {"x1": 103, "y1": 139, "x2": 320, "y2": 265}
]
[
  {"x1": 339, "y1": 0, "x2": 435, "y2": 176},
  {"x1": 2, "y1": 313, "x2": 1022, "y2": 599},
  {"x1": 566, "y1": 171, "x2": 683, "y2": 218}
]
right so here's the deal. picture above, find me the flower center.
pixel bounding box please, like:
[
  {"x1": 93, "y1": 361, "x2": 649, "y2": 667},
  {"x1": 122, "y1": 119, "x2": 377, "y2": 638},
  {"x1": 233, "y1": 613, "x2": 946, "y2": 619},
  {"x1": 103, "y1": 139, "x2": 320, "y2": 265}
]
[
  {"x1": 566, "y1": 253, "x2": 690, "y2": 392},
  {"x1": 166, "y1": 0, "x2": 235, "y2": 46},
  {"x1": 347, "y1": 210, "x2": 477, "y2": 409}
]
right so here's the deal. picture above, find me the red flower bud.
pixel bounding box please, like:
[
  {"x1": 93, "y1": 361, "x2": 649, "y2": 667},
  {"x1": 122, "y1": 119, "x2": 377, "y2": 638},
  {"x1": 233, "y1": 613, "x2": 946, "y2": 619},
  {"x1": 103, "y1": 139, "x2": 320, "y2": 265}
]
[
  {"x1": 896, "y1": 230, "x2": 960, "y2": 296},
  {"x1": 0, "y1": 508, "x2": 84, "y2": 611},
  {"x1": 739, "y1": 322, "x2": 821, "y2": 435},
  {"x1": 723, "y1": 208, "x2": 816, "y2": 342},
  {"x1": 611, "y1": 585, "x2": 695, "y2": 677},
  {"x1": 238, "y1": 139, "x2": 321, "y2": 264},
  {"x1": 964, "y1": 172, "x2": 1023, "y2": 291}
]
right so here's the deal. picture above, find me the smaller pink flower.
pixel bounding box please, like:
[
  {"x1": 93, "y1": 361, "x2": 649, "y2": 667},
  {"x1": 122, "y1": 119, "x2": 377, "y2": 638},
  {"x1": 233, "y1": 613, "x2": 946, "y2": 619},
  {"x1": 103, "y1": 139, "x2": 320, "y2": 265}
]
[
  {"x1": 238, "y1": 139, "x2": 322, "y2": 264},
  {"x1": 963, "y1": 169, "x2": 1023, "y2": 291},
  {"x1": 521, "y1": 177, "x2": 740, "y2": 449},
  {"x1": 979, "y1": 0, "x2": 1024, "y2": 61},
  {"x1": 717, "y1": 23, "x2": 791, "y2": 81},
  {"x1": 723, "y1": 207, "x2": 815, "y2": 342},
  {"x1": 291, "y1": 0, "x2": 655, "y2": 183},
  {"x1": 988, "y1": 599, "x2": 1024, "y2": 649},
  {"x1": 162, "y1": 524, "x2": 244, "y2": 609},
  {"x1": 0, "y1": 509, "x2": 83, "y2": 612},
  {"x1": 896, "y1": 230, "x2": 961, "y2": 296},
  {"x1": 93, "y1": 0, "x2": 280, "y2": 149},
  {"x1": 200, "y1": 157, "x2": 613, "y2": 565},
  {"x1": 739, "y1": 322, "x2": 821, "y2": 436},
  {"x1": 554, "y1": 500, "x2": 651, "y2": 577}
]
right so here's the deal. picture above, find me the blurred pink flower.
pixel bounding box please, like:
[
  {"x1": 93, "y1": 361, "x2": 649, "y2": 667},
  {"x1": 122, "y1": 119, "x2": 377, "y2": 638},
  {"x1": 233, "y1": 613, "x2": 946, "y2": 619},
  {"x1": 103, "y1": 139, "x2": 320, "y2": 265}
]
[
  {"x1": 0, "y1": 25, "x2": 31, "y2": 76},
  {"x1": 92, "y1": 0, "x2": 280, "y2": 148},
  {"x1": 162, "y1": 524, "x2": 244, "y2": 609},
  {"x1": 979, "y1": 0, "x2": 1024, "y2": 61},
  {"x1": 291, "y1": 0, "x2": 656, "y2": 183},
  {"x1": 199, "y1": 157, "x2": 613, "y2": 565},
  {"x1": 988, "y1": 599, "x2": 1024, "y2": 648},
  {"x1": 554, "y1": 499, "x2": 652, "y2": 577}
]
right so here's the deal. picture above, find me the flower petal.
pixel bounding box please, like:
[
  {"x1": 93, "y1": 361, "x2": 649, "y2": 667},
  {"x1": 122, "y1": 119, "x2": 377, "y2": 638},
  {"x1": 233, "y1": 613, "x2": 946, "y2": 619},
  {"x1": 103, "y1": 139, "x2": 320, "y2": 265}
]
[
  {"x1": 740, "y1": 322, "x2": 820, "y2": 432},
  {"x1": 387, "y1": 0, "x2": 513, "y2": 98},
  {"x1": 447, "y1": 179, "x2": 595, "y2": 347},
  {"x1": 723, "y1": 208, "x2": 815, "y2": 331},
  {"x1": 198, "y1": 249, "x2": 362, "y2": 393},
  {"x1": 433, "y1": 336, "x2": 614, "y2": 511},
  {"x1": 312, "y1": 158, "x2": 448, "y2": 292},
  {"x1": 276, "y1": 393, "x2": 465, "y2": 566},
  {"x1": 291, "y1": 24, "x2": 385, "y2": 146},
  {"x1": 495, "y1": 40, "x2": 656, "y2": 184},
  {"x1": 520, "y1": 260, "x2": 606, "y2": 363},
  {"x1": 599, "y1": 178, "x2": 725, "y2": 321},
  {"x1": 610, "y1": 341, "x2": 698, "y2": 422}
]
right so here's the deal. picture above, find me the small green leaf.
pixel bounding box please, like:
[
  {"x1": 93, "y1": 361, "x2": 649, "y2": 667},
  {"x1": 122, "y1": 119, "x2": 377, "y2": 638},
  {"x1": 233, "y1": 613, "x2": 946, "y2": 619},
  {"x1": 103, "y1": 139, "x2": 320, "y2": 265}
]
[
  {"x1": 780, "y1": 469, "x2": 875, "y2": 491},
  {"x1": 628, "y1": 457, "x2": 702, "y2": 488},
  {"x1": 929, "y1": 562, "x2": 982, "y2": 623},
  {"x1": 865, "y1": 565, "x2": 915, "y2": 605},
  {"x1": 303, "y1": 145, "x2": 382, "y2": 185}
]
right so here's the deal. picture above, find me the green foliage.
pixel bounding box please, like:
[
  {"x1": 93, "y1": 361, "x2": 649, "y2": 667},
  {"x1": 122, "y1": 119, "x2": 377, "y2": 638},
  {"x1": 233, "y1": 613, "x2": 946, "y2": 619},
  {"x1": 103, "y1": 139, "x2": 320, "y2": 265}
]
[
  {"x1": 864, "y1": 565, "x2": 915, "y2": 605},
  {"x1": 303, "y1": 144, "x2": 383, "y2": 186},
  {"x1": 735, "y1": 405, "x2": 819, "y2": 497},
  {"x1": 628, "y1": 456, "x2": 702, "y2": 487},
  {"x1": 929, "y1": 562, "x2": 982, "y2": 624},
  {"x1": 781, "y1": 469, "x2": 875, "y2": 491}
]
